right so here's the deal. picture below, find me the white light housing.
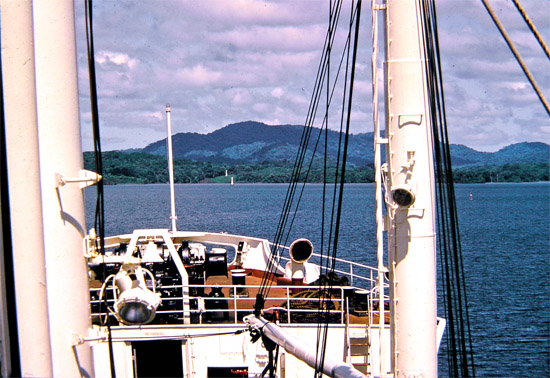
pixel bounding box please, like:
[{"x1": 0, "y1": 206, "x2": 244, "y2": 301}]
[
  {"x1": 114, "y1": 264, "x2": 161, "y2": 325},
  {"x1": 142, "y1": 241, "x2": 164, "y2": 263},
  {"x1": 391, "y1": 184, "x2": 416, "y2": 207}
]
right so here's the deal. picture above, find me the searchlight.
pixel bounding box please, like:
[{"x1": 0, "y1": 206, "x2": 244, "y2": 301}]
[
  {"x1": 391, "y1": 184, "x2": 416, "y2": 208},
  {"x1": 113, "y1": 263, "x2": 161, "y2": 325}
]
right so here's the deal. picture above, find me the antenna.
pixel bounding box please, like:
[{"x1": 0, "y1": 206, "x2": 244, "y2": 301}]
[{"x1": 165, "y1": 104, "x2": 177, "y2": 232}]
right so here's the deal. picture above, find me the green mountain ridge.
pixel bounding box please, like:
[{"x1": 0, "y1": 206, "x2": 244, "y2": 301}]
[
  {"x1": 83, "y1": 151, "x2": 549, "y2": 185},
  {"x1": 86, "y1": 121, "x2": 548, "y2": 184},
  {"x1": 135, "y1": 121, "x2": 549, "y2": 167}
]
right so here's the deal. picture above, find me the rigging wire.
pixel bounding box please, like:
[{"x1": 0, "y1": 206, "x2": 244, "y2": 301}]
[
  {"x1": 315, "y1": 2, "x2": 362, "y2": 376},
  {"x1": 480, "y1": 0, "x2": 550, "y2": 116},
  {"x1": 315, "y1": 0, "x2": 338, "y2": 373},
  {"x1": 276, "y1": 2, "x2": 355, "y2": 259},
  {"x1": 420, "y1": 0, "x2": 476, "y2": 376},
  {"x1": 255, "y1": 0, "x2": 345, "y2": 306},
  {"x1": 252, "y1": 2, "x2": 365, "y2": 375},
  {"x1": 511, "y1": 0, "x2": 550, "y2": 59},
  {"x1": 84, "y1": 1, "x2": 116, "y2": 377},
  {"x1": 255, "y1": 0, "x2": 360, "y2": 310}
]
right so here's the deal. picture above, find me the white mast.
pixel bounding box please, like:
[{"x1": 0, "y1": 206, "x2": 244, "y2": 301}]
[
  {"x1": 371, "y1": 0, "x2": 387, "y2": 374},
  {"x1": 2, "y1": 0, "x2": 95, "y2": 375},
  {"x1": 1, "y1": 1, "x2": 53, "y2": 375},
  {"x1": 34, "y1": 0, "x2": 94, "y2": 375},
  {"x1": 165, "y1": 104, "x2": 178, "y2": 232},
  {"x1": 385, "y1": 0, "x2": 437, "y2": 377}
]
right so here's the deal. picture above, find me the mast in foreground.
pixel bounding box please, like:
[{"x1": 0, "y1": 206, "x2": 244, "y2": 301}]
[
  {"x1": 384, "y1": 0, "x2": 438, "y2": 376},
  {"x1": 1, "y1": 0, "x2": 94, "y2": 375}
]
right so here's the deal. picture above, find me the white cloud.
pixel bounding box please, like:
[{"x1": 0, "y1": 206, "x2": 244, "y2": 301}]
[
  {"x1": 142, "y1": 111, "x2": 164, "y2": 121},
  {"x1": 96, "y1": 51, "x2": 138, "y2": 69},
  {"x1": 271, "y1": 88, "x2": 284, "y2": 98},
  {"x1": 175, "y1": 65, "x2": 222, "y2": 87},
  {"x1": 209, "y1": 25, "x2": 325, "y2": 53},
  {"x1": 76, "y1": 0, "x2": 550, "y2": 153}
]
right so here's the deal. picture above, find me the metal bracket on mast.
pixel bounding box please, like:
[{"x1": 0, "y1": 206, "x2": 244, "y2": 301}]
[
  {"x1": 55, "y1": 169, "x2": 102, "y2": 189},
  {"x1": 71, "y1": 330, "x2": 106, "y2": 346}
]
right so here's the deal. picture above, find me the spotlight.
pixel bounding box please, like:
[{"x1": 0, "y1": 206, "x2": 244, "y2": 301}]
[
  {"x1": 114, "y1": 264, "x2": 161, "y2": 325},
  {"x1": 391, "y1": 184, "x2": 416, "y2": 207}
]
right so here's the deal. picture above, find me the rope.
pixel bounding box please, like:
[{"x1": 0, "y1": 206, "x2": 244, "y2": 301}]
[
  {"x1": 248, "y1": 2, "x2": 364, "y2": 377},
  {"x1": 315, "y1": 1, "x2": 362, "y2": 376},
  {"x1": 256, "y1": 0, "x2": 345, "y2": 305},
  {"x1": 420, "y1": 1, "x2": 475, "y2": 376},
  {"x1": 84, "y1": 1, "x2": 114, "y2": 377},
  {"x1": 480, "y1": 0, "x2": 550, "y2": 115},
  {"x1": 511, "y1": 0, "x2": 550, "y2": 59},
  {"x1": 250, "y1": 1, "x2": 363, "y2": 375}
]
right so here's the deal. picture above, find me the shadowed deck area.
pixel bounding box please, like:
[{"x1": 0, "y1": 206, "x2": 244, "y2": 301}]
[{"x1": 201, "y1": 268, "x2": 386, "y2": 325}]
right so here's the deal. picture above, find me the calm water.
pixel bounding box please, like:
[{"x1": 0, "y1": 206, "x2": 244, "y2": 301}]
[{"x1": 84, "y1": 182, "x2": 550, "y2": 377}]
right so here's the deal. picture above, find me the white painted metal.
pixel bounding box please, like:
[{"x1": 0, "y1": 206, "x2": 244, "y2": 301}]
[
  {"x1": 165, "y1": 104, "x2": 178, "y2": 232},
  {"x1": 245, "y1": 315, "x2": 365, "y2": 378},
  {"x1": 120, "y1": 229, "x2": 191, "y2": 323},
  {"x1": 32, "y1": 0, "x2": 94, "y2": 375},
  {"x1": 55, "y1": 169, "x2": 102, "y2": 189},
  {"x1": 371, "y1": 0, "x2": 388, "y2": 375},
  {"x1": 84, "y1": 227, "x2": 388, "y2": 375},
  {"x1": 0, "y1": 0, "x2": 53, "y2": 375},
  {"x1": 385, "y1": 0, "x2": 438, "y2": 377}
]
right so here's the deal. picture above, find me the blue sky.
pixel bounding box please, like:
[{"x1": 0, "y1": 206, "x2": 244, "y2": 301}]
[{"x1": 75, "y1": 0, "x2": 549, "y2": 152}]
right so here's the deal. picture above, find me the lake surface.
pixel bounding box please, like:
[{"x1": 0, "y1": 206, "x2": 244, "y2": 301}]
[{"x1": 84, "y1": 182, "x2": 550, "y2": 377}]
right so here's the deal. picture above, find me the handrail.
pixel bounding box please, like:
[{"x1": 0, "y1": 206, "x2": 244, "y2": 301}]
[
  {"x1": 89, "y1": 282, "x2": 389, "y2": 327},
  {"x1": 277, "y1": 251, "x2": 378, "y2": 288}
]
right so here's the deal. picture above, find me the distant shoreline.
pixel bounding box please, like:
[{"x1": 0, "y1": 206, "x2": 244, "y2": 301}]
[
  {"x1": 83, "y1": 151, "x2": 549, "y2": 185},
  {"x1": 91, "y1": 181, "x2": 550, "y2": 187}
]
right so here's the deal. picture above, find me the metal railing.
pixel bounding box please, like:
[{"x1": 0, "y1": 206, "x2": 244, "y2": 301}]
[
  {"x1": 90, "y1": 281, "x2": 388, "y2": 327},
  {"x1": 274, "y1": 246, "x2": 379, "y2": 288}
]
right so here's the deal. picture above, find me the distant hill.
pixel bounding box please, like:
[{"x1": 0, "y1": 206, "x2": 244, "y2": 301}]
[
  {"x1": 140, "y1": 121, "x2": 374, "y2": 166},
  {"x1": 450, "y1": 142, "x2": 550, "y2": 166},
  {"x1": 134, "y1": 121, "x2": 549, "y2": 167}
]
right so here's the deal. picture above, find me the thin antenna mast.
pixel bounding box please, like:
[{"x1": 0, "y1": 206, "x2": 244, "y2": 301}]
[{"x1": 165, "y1": 104, "x2": 177, "y2": 232}]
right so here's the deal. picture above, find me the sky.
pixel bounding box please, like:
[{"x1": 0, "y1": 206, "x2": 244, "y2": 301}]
[{"x1": 74, "y1": 0, "x2": 550, "y2": 153}]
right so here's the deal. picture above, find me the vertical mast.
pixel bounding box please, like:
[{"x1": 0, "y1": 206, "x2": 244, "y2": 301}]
[
  {"x1": 165, "y1": 104, "x2": 178, "y2": 232},
  {"x1": 371, "y1": 0, "x2": 387, "y2": 374},
  {"x1": 33, "y1": 0, "x2": 95, "y2": 375},
  {"x1": 1, "y1": 1, "x2": 53, "y2": 375},
  {"x1": 385, "y1": 0, "x2": 437, "y2": 377}
]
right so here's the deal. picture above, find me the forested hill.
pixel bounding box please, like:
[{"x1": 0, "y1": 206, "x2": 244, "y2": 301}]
[
  {"x1": 84, "y1": 121, "x2": 549, "y2": 184},
  {"x1": 83, "y1": 151, "x2": 549, "y2": 185},
  {"x1": 140, "y1": 121, "x2": 373, "y2": 166},
  {"x1": 136, "y1": 121, "x2": 549, "y2": 168}
]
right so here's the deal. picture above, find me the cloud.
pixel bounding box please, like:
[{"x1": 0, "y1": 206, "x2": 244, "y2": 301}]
[
  {"x1": 225, "y1": 88, "x2": 254, "y2": 106},
  {"x1": 271, "y1": 88, "x2": 284, "y2": 98},
  {"x1": 208, "y1": 24, "x2": 326, "y2": 53},
  {"x1": 175, "y1": 65, "x2": 222, "y2": 87},
  {"x1": 96, "y1": 51, "x2": 138, "y2": 69},
  {"x1": 75, "y1": 0, "x2": 549, "y2": 153}
]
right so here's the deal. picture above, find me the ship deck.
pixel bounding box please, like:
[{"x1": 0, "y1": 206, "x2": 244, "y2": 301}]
[{"x1": 196, "y1": 268, "x2": 385, "y2": 325}]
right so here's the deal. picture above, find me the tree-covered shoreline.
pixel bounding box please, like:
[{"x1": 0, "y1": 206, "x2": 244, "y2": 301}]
[{"x1": 84, "y1": 151, "x2": 549, "y2": 185}]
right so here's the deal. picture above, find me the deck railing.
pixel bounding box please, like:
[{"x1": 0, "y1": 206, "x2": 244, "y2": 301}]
[
  {"x1": 90, "y1": 281, "x2": 388, "y2": 327},
  {"x1": 275, "y1": 246, "x2": 379, "y2": 288}
]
